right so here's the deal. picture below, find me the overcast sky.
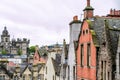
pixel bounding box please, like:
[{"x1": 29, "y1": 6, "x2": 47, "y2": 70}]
[{"x1": 0, "y1": 0, "x2": 119, "y2": 46}]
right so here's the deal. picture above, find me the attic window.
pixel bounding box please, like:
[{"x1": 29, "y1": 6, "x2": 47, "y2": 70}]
[
  {"x1": 35, "y1": 56, "x2": 37, "y2": 60},
  {"x1": 83, "y1": 30, "x2": 85, "y2": 35},
  {"x1": 86, "y1": 29, "x2": 88, "y2": 34}
]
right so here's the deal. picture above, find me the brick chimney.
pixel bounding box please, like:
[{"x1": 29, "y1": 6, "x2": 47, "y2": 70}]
[
  {"x1": 87, "y1": 0, "x2": 90, "y2": 6},
  {"x1": 73, "y1": 16, "x2": 78, "y2": 21},
  {"x1": 83, "y1": 0, "x2": 94, "y2": 19},
  {"x1": 107, "y1": 9, "x2": 120, "y2": 17},
  {"x1": 69, "y1": 15, "x2": 81, "y2": 25}
]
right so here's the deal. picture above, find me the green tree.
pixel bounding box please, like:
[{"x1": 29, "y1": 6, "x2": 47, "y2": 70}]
[
  {"x1": 1, "y1": 49, "x2": 7, "y2": 55},
  {"x1": 17, "y1": 49, "x2": 22, "y2": 55},
  {"x1": 29, "y1": 46, "x2": 36, "y2": 53}
]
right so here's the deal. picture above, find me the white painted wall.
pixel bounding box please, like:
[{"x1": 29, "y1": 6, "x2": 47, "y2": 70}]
[
  {"x1": 44, "y1": 52, "x2": 59, "y2": 80},
  {"x1": 116, "y1": 36, "x2": 120, "y2": 80},
  {"x1": 67, "y1": 22, "x2": 81, "y2": 80}
]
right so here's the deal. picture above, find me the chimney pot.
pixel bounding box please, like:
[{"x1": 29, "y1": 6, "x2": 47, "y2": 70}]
[
  {"x1": 114, "y1": 9, "x2": 116, "y2": 15},
  {"x1": 73, "y1": 16, "x2": 78, "y2": 21},
  {"x1": 110, "y1": 9, "x2": 112, "y2": 15},
  {"x1": 115, "y1": 11, "x2": 118, "y2": 15},
  {"x1": 117, "y1": 10, "x2": 119, "y2": 15},
  {"x1": 87, "y1": 0, "x2": 90, "y2": 6}
]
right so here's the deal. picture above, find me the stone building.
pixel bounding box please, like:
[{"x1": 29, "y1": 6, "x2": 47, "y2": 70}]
[
  {"x1": 0, "y1": 27, "x2": 30, "y2": 55},
  {"x1": 116, "y1": 35, "x2": 120, "y2": 80},
  {"x1": 0, "y1": 61, "x2": 13, "y2": 80},
  {"x1": 60, "y1": 39, "x2": 69, "y2": 80},
  {"x1": 12, "y1": 47, "x2": 46, "y2": 80},
  {"x1": 76, "y1": 0, "x2": 120, "y2": 80}
]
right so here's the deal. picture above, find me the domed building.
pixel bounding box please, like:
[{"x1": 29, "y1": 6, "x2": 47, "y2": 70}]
[{"x1": 0, "y1": 27, "x2": 30, "y2": 55}]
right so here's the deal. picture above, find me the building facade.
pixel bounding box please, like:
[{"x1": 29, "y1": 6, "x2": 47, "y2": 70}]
[
  {"x1": 0, "y1": 27, "x2": 29, "y2": 55},
  {"x1": 76, "y1": 0, "x2": 97, "y2": 80},
  {"x1": 76, "y1": 20, "x2": 98, "y2": 80},
  {"x1": 67, "y1": 16, "x2": 81, "y2": 80},
  {"x1": 76, "y1": 0, "x2": 120, "y2": 80},
  {"x1": 116, "y1": 35, "x2": 120, "y2": 80},
  {"x1": 60, "y1": 39, "x2": 68, "y2": 80}
]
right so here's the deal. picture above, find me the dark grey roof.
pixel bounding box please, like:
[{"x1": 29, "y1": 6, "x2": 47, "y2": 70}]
[
  {"x1": 0, "y1": 64, "x2": 13, "y2": 78},
  {"x1": 38, "y1": 64, "x2": 45, "y2": 73},
  {"x1": 52, "y1": 58, "x2": 61, "y2": 76},
  {"x1": 20, "y1": 63, "x2": 32, "y2": 77},
  {"x1": 93, "y1": 17, "x2": 120, "y2": 55}
]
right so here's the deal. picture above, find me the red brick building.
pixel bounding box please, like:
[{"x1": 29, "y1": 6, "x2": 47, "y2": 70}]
[
  {"x1": 76, "y1": 0, "x2": 120, "y2": 80},
  {"x1": 76, "y1": 20, "x2": 98, "y2": 80},
  {"x1": 76, "y1": 0, "x2": 98, "y2": 80}
]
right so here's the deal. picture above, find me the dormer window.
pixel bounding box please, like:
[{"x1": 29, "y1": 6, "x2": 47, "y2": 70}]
[
  {"x1": 83, "y1": 30, "x2": 85, "y2": 35},
  {"x1": 86, "y1": 29, "x2": 88, "y2": 34}
]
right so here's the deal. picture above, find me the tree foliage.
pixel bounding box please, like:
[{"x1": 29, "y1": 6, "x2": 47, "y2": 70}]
[
  {"x1": 1, "y1": 49, "x2": 7, "y2": 55},
  {"x1": 29, "y1": 46, "x2": 36, "y2": 53},
  {"x1": 17, "y1": 49, "x2": 22, "y2": 55}
]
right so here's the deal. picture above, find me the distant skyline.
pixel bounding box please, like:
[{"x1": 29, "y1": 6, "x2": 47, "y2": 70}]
[{"x1": 0, "y1": 0, "x2": 119, "y2": 46}]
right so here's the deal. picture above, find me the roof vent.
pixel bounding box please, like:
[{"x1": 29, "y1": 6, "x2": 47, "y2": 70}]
[{"x1": 107, "y1": 9, "x2": 120, "y2": 17}]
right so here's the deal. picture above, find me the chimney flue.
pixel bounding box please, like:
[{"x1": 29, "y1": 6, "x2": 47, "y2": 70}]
[
  {"x1": 114, "y1": 9, "x2": 116, "y2": 15},
  {"x1": 87, "y1": 0, "x2": 90, "y2": 6},
  {"x1": 73, "y1": 16, "x2": 78, "y2": 21},
  {"x1": 110, "y1": 9, "x2": 112, "y2": 15}
]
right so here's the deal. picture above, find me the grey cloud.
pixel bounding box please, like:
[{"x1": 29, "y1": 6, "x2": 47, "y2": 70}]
[{"x1": 0, "y1": 0, "x2": 118, "y2": 46}]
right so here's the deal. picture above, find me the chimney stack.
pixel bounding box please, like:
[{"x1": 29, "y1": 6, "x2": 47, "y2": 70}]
[
  {"x1": 87, "y1": 0, "x2": 90, "y2": 6},
  {"x1": 83, "y1": 0, "x2": 94, "y2": 19},
  {"x1": 110, "y1": 9, "x2": 113, "y2": 15},
  {"x1": 114, "y1": 9, "x2": 116, "y2": 15},
  {"x1": 73, "y1": 16, "x2": 78, "y2": 21},
  {"x1": 107, "y1": 9, "x2": 120, "y2": 17},
  {"x1": 118, "y1": 10, "x2": 120, "y2": 15}
]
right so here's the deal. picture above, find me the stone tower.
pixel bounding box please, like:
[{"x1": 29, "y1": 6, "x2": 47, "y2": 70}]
[{"x1": 1, "y1": 27, "x2": 11, "y2": 53}]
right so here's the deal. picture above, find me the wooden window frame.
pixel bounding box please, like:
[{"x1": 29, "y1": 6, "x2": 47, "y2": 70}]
[
  {"x1": 80, "y1": 44, "x2": 84, "y2": 67},
  {"x1": 87, "y1": 43, "x2": 91, "y2": 67}
]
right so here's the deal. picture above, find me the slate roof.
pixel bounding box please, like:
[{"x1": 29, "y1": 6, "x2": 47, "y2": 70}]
[
  {"x1": 51, "y1": 58, "x2": 61, "y2": 76},
  {"x1": 38, "y1": 64, "x2": 45, "y2": 73},
  {"x1": 0, "y1": 64, "x2": 13, "y2": 78},
  {"x1": 92, "y1": 17, "x2": 120, "y2": 54},
  {"x1": 76, "y1": 17, "x2": 120, "y2": 71}
]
